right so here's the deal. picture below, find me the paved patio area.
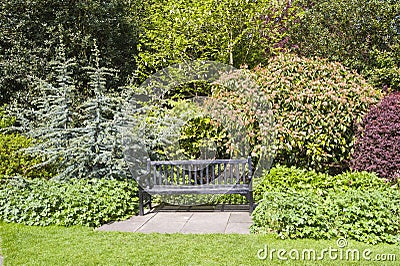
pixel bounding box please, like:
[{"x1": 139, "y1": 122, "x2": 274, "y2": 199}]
[{"x1": 97, "y1": 204, "x2": 252, "y2": 234}]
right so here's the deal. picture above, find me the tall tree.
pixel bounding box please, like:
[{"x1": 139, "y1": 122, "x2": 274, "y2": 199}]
[
  {"x1": 22, "y1": 40, "x2": 77, "y2": 173},
  {"x1": 72, "y1": 44, "x2": 130, "y2": 179},
  {"x1": 288, "y1": 0, "x2": 400, "y2": 90},
  {"x1": 136, "y1": 0, "x2": 301, "y2": 81},
  {"x1": 0, "y1": 0, "x2": 141, "y2": 104},
  {"x1": 10, "y1": 42, "x2": 132, "y2": 180}
]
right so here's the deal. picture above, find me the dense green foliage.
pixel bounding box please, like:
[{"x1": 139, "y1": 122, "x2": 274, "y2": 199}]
[
  {"x1": 1, "y1": 0, "x2": 399, "y2": 246},
  {"x1": 178, "y1": 116, "x2": 228, "y2": 159},
  {"x1": 137, "y1": 0, "x2": 301, "y2": 80},
  {"x1": 0, "y1": 0, "x2": 141, "y2": 103},
  {"x1": 289, "y1": 0, "x2": 400, "y2": 90},
  {"x1": 350, "y1": 92, "x2": 400, "y2": 181},
  {"x1": 255, "y1": 54, "x2": 382, "y2": 174},
  {"x1": 367, "y1": 47, "x2": 400, "y2": 91},
  {"x1": 252, "y1": 166, "x2": 400, "y2": 244},
  {"x1": 11, "y1": 44, "x2": 131, "y2": 180},
  {"x1": 209, "y1": 69, "x2": 275, "y2": 164},
  {"x1": 0, "y1": 107, "x2": 53, "y2": 179},
  {"x1": 0, "y1": 134, "x2": 53, "y2": 180},
  {"x1": 0, "y1": 178, "x2": 138, "y2": 227},
  {"x1": 253, "y1": 166, "x2": 390, "y2": 202},
  {"x1": 252, "y1": 189, "x2": 400, "y2": 244},
  {"x1": 0, "y1": 106, "x2": 14, "y2": 128}
]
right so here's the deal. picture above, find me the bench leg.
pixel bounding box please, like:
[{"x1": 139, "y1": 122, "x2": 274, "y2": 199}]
[
  {"x1": 148, "y1": 193, "x2": 152, "y2": 210},
  {"x1": 247, "y1": 191, "x2": 254, "y2": 213},
  {"x1": 139, "y1": 188, "x2": 144, "y2": 216},
  {"x1": 139, "y1": 188, "x2": 153, "y2": 216}
]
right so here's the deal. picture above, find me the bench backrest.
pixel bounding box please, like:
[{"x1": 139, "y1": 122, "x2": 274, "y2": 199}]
[{"x1": 144, "y1": 157, "x2": 252, "y2": 188}]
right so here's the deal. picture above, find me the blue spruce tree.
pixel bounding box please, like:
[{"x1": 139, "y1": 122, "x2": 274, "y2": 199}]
[
  {"x1": 72, "y1": 43, "x2": 130, "y2": 179},
  {"x1": 23, "y1": 40, "x2": 77, "y2": 174}
]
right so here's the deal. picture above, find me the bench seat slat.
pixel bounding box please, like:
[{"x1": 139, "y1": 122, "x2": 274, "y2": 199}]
[
  {"x1": 147, "y1": 184, "x2": 250, "y2": 194},
  {"x1": 150, "y1": 159, "x2": 248, "y2": 165}
]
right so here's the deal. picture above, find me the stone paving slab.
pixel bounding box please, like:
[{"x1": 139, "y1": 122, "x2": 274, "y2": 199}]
[
  {"x1": 229, "y1": 212, "x2": 252, "y2": 223},
  {"x1": 138, "y1": 221, "x2": 188, "y2": 234},
  {"x1": 180, "y1": 212, "x2": 230, "y2": 234},
  {"x1": 225, "y1": 222, "x2": 252, "y2": 234},
  {"x1": 97, "y1": 205, "x2": 252, "y2": 234}
]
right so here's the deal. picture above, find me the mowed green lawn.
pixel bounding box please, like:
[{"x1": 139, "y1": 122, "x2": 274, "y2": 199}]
[{"x1": 0, "y1": 222, "x2": 398, "y2": 266}]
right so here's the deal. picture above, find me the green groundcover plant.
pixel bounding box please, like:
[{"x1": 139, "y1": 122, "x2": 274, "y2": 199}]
[
  {"x1": 0, "y1": 178, "x2": 138, "y2": 227},
  {"x1": 251, "y1": 166, "x2": 400, "y2": 244},
  {"x1": 252, "y1": 189, "x2": 400, "y2": 245},
  {"x1": 253, "y1": 165, "x2": 390, "y2": 202}
]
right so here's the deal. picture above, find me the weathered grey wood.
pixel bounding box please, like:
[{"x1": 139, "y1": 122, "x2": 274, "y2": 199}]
[
  {"x1": 149, "y1": 158, "x2": 248, "y2": 165},
  {"x1": 194, "y1": 164, "x2": 197, "y2": 185},
  {"x1": 218, "y1": 164, "x2": 222, "y2": 185},
  {"x1": 242, "y1": 163, "x2": 246, "y2": 184},
  {"x1": 139, "y1": 156, "x2": 254, "y2": 215},
  {"x1": 153, "y1": 165, "x2": 156, "y2": 187},
  {"x1": 230, "y1": 163, "x2": 233, "y2": 184},
  {"x1": 206, "y1": 165, "x2": 209, "y2": 185},
  {"x1": 211, "y1": 164, "x2": 215, "y2": 184},
  {"x1": 170, "y1": 165, "x2": 173, "y2": 185},
  {"x1": 148, "y1": 185, "x2": 250, "y2": 194},
  {"x1": 224, "y1": 163, "x2": 227, "y2": 184}
]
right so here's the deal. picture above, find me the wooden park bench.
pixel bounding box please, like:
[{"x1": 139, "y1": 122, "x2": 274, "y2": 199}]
[{"x1": 138, "y1": 156, "x2": 254, "y2": 215}]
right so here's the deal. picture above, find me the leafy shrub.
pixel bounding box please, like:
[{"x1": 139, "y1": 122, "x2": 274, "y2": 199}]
[
  {"x1": 350, "y1": 92, "x2": 400, "y2": 181},
  {"x1": 135, "y1": 67, "x2": 274, "y2": 170},
  {"x1": 0, "y1": 178, "x2": 138, "y2": 227},
  {"x1": 0, "y1": 106, "x2": 14, "y2": 128},
  {"x1": 254, "y1": 53, "x2": 382, "y2": 174},
  {"x1": 207, "y1": 69, "x2": 275, "y2": 175},
  {"x1": 178, "y1": 116, "x2": 228, "y2": 160},
  {"x1": 0, "y1": 134, "x2": 53, "y2": 180},
  {"x1": 0, "y1": 106, "x2": 53, "y2": 179},
  {"x1": 251, "y1": 189, "x2": 400, "y2": 244},
  {"x1": 253, "y1": 166, "x2": 389, "y2": 202},
  {"x1": 213, "y1": 194, "x2": 247, "y2": 205},
  {"x1": 155, "y1": 194, "x2": 249, "y2": 206}
]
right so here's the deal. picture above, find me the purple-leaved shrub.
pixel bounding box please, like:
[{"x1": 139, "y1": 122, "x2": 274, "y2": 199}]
[{"x1": 350, "y1": 92, "x2": 400, "y2": 181}]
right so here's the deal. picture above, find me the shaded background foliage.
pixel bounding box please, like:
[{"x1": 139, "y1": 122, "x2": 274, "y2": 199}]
[
  {"x1": 288, "y1": 0, "x2": 400, "y2": 91},
  {"x1": 0, "y1": 0, "x2": 141, "y2": 104}
]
